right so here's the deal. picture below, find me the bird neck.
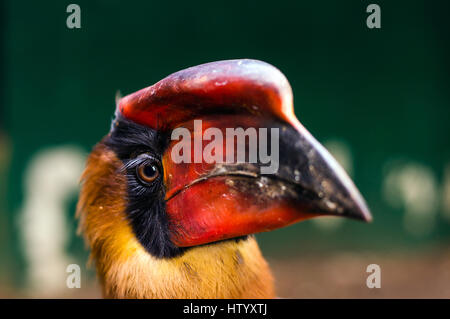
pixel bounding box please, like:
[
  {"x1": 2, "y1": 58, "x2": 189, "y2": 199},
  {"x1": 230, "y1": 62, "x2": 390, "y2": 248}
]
[
  {"x1": 77, "y1": 143, "x2": 274, "y2": 298},
  {"x1": 95, "y1": 234, "x2": 275, "y2": 298}
]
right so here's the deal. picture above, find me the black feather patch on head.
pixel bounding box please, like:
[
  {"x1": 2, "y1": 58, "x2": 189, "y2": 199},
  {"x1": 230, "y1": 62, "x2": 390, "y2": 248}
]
[{"x1": 104, "y1": 114, "x2": 187, "y2": 258}]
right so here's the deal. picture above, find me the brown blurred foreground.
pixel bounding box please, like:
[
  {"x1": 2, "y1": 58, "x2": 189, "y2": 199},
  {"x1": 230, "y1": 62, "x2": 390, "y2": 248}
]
[
  {"x1": 1, "y1": 250, "x2": 449, "y2": 298},
  {"x1": 270, "y1": 250, "x2": 450, "y2": 298}
]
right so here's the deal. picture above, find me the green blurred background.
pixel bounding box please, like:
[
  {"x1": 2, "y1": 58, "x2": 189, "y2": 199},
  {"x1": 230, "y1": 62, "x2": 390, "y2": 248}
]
[{"x1": 1, "y1": 0, "x2": 449, "y2": 297}]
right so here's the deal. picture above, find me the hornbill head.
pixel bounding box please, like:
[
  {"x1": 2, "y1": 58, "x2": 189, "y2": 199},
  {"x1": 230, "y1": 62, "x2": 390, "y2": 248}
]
[{"x1": 78, "y1": 59, "x2": 371, "y2": 262}]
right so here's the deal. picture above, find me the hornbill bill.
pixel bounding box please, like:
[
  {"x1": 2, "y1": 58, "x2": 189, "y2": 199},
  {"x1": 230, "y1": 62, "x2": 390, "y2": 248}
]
[{"x1": 77, "y1": 59, "x2": 371, "y2": 298}]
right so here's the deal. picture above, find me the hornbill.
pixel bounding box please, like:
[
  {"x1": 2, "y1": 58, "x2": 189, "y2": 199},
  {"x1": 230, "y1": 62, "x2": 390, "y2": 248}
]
[{"x1": 77, "y1": 59, "x2": 371, "y2": 298}]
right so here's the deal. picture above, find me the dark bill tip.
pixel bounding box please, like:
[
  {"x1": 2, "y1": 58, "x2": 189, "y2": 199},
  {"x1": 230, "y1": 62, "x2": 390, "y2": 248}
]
[{"x1": 274, "y1": 120, "x2": 373, "y2": 223}]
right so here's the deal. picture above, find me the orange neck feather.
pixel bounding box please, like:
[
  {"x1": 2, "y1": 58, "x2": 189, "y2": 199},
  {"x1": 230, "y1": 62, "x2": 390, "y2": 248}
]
[{"x1": 77, "y1": 143, "x2": 274, "y2": 298}]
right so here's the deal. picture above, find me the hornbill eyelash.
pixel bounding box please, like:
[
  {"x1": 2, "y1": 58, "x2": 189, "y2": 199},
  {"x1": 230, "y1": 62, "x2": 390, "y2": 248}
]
[{"x1": 122, "y1": 153, "x2": 160, "y2": 169}]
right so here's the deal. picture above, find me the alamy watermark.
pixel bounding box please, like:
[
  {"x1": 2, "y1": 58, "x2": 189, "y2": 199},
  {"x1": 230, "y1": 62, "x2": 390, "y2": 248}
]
[
  {"x1": 171, "y1": 120, "x2": 280, "y2": 174},
  {"x1": 66, "y1": 264, "x2": 81, "y2": 288},
  {"x1": 366, "y1": 4, "x2": 381, "y2": 29},
  {"x1": 66, "y1": 4, "x2": 81, "y2": 29},
  {"x1": 366, "y1": 264, "x2": 381, "y2": 288}
]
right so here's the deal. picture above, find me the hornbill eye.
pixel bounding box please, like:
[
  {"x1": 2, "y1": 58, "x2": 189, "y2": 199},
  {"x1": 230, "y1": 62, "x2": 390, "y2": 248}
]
[{"x1": 137, "y1": 161, "x2": 160, "y2": 184}]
